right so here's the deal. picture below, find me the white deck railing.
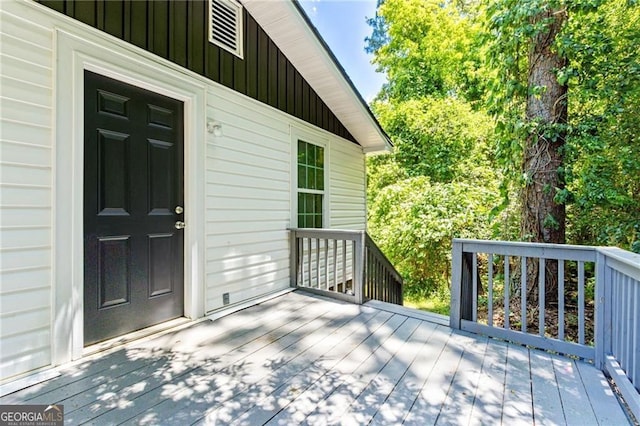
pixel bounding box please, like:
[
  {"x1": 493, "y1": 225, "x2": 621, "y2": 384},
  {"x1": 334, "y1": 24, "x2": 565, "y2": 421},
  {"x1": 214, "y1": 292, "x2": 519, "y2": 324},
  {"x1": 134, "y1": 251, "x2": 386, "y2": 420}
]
[
  {"x1": 450, "y1": 239, "x2": 640, "y2": 419},
  {"x1": 289, "y1": 229, "x2": 403, "y2": 306}
]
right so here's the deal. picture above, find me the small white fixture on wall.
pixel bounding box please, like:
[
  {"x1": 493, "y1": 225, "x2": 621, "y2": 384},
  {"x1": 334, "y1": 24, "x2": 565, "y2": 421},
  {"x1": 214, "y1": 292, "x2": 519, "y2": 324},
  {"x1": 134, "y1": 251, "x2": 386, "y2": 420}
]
[{"x1": 207, "y1": 120, "x2": 222, "y2": 136}]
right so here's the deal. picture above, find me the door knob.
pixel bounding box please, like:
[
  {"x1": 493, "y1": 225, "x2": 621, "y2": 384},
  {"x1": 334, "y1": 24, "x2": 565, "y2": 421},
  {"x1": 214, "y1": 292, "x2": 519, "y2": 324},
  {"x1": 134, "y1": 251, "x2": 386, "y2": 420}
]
[
  {"x1": 175, "y1": 221, "x2": 186, "y2": 229},
  {"x1": 175, "y1": 206, "x2": 184, "y2": 214}
]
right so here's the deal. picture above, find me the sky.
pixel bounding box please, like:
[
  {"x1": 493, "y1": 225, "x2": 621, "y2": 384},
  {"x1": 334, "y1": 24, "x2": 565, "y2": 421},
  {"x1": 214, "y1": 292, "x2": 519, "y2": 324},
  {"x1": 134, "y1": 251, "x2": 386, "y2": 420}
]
[{"x1": 298, "y1": 0, "x2": 387, "y2": 102}]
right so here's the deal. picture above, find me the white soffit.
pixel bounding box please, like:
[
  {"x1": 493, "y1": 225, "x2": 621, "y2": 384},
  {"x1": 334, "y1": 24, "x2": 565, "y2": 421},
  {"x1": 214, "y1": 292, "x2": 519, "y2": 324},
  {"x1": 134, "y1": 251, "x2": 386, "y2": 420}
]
[{"x1": 242, "y1": 0, "x2": 391, "y2": 152}]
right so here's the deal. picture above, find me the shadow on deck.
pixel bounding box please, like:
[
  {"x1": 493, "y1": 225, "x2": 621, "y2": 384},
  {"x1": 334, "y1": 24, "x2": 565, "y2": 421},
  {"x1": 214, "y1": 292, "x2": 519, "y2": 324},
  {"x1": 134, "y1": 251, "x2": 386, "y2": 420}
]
[{"x1": 0, "y1": 290, "x2": 632, "y2": 425}]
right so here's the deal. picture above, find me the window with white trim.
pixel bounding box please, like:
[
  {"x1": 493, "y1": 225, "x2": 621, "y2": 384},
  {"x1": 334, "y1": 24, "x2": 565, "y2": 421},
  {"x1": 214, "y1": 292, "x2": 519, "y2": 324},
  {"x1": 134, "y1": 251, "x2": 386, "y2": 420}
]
[
  {"x1": 209, "y1": 0, "x2": 244, "y2": 59},
  {"x1": 297, "y1": 140, "x2": 325, "y2": 228}
]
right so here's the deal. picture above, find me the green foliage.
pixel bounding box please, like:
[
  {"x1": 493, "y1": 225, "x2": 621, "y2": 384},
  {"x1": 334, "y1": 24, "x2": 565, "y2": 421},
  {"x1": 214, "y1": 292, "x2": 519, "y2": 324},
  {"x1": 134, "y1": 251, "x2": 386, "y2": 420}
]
[
  {"x1": 367, "y1": 97, "x2": 504, "y2": 299},
  {"x1": 483, "y1": 0, "x2": 568, "y2": 225},
  {"x1": 368, "y1": 176, "x2": 499, "y2": 298},
  {"x1": 372, "y1": 97, "x2": 495, "y2": 183},
  {"x1": 366, "y1": 0, "x2": 487, "y2": 103},
  {"x1": 559, "y1": 1, "x2": 640, "y2": 251},
  {"x1": 404, "y1": 289, "x2": 451, "y2": 315},
  {"x1": 483, "y1": 0, "x2": 639, "y2": 252},
  {"x1": 366, "y1": 0, "x2": 640, "y2": 313},
  {"x1": 365, "y1": 0, "x2": 509, "y2": 300}
]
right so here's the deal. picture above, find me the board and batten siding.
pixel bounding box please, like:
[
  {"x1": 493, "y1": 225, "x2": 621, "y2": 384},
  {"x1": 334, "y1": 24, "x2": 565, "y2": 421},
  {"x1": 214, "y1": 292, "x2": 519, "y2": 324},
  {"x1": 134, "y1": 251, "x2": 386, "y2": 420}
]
[
  {"x1": 0, "y1": 9, "x2": 54, "y2": 380},
  {"x1": 0, "y1": 1, "x2": 368, "y2": 383},
  {"x1": 35, "y1": 0, "x2": 357, "y2": 144}
]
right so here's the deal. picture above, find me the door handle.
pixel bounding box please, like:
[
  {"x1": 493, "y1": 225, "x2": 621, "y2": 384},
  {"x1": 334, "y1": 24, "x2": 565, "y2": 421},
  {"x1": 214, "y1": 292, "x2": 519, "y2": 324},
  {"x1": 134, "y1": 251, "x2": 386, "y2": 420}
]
[
  {"x1": 175, "y1": 221, "x2": 186, "y2": 230},
  {"x1": 175, "y1": 206, "x2": 184, "y2": 214}
]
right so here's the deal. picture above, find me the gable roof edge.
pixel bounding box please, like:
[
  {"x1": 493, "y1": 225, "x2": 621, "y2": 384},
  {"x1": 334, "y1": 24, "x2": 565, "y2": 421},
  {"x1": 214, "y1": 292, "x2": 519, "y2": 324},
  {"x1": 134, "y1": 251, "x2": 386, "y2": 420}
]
[{"x1": 242, "y1": 0, "x2": 391, "y2": 152}]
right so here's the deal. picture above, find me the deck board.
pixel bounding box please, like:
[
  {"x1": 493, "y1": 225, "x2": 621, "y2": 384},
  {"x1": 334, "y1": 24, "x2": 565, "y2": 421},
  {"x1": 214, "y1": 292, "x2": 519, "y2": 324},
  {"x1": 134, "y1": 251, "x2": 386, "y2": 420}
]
[
  {"x1": 127, "y1": 300, "x2": 374, "y2": 425},
  {"x1": 575, "y1": 360, "x2": 631, "y2": 425},
  {"x1": 340, "y1": 321, "x2": 438, "y2": 425},
  {"x1": 530, "y1": 350, "x2": 566, "y2": 425},
  {"x1": 0, "y1": 291, "x2": 631, "y2": 425},
  {"x1": 264, "y1": 314, "x2": 409, "y2": 425},
  {"x1": 198, "y1": 306, "x2": 386, "y2": 425},
  {"x1": 369, "y1": 324, "x2": 450, "y2": 425},
  {"x1": 225, "y1": 309, "x2": 395, "y2": 426},
  {"x1": 303, "y1": 317, "x2": 422, "y2": 425},
  {"x1": 552, "y1": 356, "x2": 599, "y2": 425},
  {"x1": 436, "y1": 333, "x2": 489, "y2": 425},
  {"x1": 467, "y1": 339, "x2": 508, "y2": 425},
  {"x1": 502, "y1": 343, "x2": 535, "y2": 425},
  {"x1": 77, "y1": 294, "x2": 336, "y2": 425}
]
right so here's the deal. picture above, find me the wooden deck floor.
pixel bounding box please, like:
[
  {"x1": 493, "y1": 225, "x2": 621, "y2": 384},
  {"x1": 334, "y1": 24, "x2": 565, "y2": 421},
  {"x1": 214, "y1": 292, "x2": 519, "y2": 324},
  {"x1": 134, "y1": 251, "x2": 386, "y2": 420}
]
[{"x1": 1, "y1": 291, "x2": 632, "y2": 425}]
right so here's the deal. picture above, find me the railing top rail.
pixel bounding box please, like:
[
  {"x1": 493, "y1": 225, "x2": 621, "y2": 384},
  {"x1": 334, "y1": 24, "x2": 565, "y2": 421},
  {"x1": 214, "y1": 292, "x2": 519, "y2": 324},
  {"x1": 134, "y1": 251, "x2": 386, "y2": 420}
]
[
  {"x1": 364, "y1": 233, "x2": 403, "y2": 283},
  {"x1": 597, "y1": 246, "x2": 640, "y2": 268},
  {"x1": 598, "y1": 247, "x2": 640, "y2": 281},
  {"x1": 454, "y1": 238, "x2": 597, "y2": 262},
  {"x1": 289, "y1": 228, "x2": 365, "y2": 241}
]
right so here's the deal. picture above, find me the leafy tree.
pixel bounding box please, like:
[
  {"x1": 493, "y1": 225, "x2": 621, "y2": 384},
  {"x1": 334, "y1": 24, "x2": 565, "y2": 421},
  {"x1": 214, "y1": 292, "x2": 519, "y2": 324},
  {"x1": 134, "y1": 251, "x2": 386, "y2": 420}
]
[
  {"x1": 486, "y1": 0, "x2": 640, "y2": 256},
  {"x1": 372, "y1": 97, "x2": 494, "y2": 183},
  {"x1": 365, "y1": 0, "x2": 502, "y2": 300},
  {"x1": 366, "y1": 0, "x2": 640, "y2": 309},
  {"x1": 366, "y1": 0, "x2": 486, "y2": 103},
  {"x1": 560, "y1": 1, "x2": 640, "y2": 252},
  {"x1": 368, "y1": 177, "x2": 499, "y2": 298},
  {"x1": 485, "y1": 1, "x2": 568, "y2": 251}
]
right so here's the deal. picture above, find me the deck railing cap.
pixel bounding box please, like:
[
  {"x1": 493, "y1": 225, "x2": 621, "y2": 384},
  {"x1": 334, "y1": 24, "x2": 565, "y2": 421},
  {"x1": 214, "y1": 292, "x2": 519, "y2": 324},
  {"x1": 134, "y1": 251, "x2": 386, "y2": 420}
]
[
  {"x1": 453, "y1": 238, "x2": 597, "y2": 251},
  {"x1": 597, "y1": 246, "x2": 640, "y2": 267}
]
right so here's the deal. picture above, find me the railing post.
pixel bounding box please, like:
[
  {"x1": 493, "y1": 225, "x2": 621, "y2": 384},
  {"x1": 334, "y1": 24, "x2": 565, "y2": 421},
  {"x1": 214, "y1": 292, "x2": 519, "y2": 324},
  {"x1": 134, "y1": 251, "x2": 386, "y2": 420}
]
[
  {"x1": 461, "y1": 252, "x2": 474, "y2": 322},
  {"x1": 595, "y1": 249, "x2": 617, "y2": 371},
  {"x1": 450, "y1": 239, "x2": 463, "y2": 329},
  {"x1": 353, "y1": 231, "x2": 365, "y2": 304},
  {"x1": 595, "y1": 250, "x2": 606, "y2": 369},
  {"x1": 289, "y1": 230, "x2": 298, "y2": 288}
]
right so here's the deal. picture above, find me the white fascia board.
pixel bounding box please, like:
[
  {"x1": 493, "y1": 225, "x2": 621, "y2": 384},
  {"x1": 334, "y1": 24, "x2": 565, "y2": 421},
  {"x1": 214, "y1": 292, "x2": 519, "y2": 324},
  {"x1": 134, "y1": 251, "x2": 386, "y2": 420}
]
[{"x1": 242, "y1": 0, "x2": 391, "y2": 153}]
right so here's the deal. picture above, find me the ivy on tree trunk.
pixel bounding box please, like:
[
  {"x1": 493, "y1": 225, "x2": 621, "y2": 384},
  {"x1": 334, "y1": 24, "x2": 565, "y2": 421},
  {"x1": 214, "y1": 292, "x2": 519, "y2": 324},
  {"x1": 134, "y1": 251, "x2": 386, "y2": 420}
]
[{"x1": 522, "y1": 7, "x2": 567, "y2": 303}]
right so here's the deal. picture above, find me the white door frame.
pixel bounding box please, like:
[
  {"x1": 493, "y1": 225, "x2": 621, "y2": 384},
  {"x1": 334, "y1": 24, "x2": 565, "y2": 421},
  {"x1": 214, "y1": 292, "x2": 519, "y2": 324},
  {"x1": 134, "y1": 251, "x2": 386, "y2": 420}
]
[{"x1": 54, "y1": 29, "x2": 207, "y2": 365}]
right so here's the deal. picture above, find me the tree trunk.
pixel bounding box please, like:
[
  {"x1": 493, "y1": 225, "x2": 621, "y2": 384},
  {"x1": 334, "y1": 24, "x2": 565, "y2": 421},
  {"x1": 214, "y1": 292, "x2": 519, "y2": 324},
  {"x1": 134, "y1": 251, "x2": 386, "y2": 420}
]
[{"x1": 522, "y1": 8, "x2": 567, "y2": 305}]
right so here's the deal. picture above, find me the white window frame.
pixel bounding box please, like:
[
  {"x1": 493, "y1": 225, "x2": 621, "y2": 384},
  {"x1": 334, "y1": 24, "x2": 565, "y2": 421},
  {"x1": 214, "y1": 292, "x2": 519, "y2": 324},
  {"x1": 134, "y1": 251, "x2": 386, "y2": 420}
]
[
  {"x1": 209, "y1": 0, "x2": 244, "y2": 59},
  {"x1": 291, "y1": 126, "x2": 330, "y2": 229}
]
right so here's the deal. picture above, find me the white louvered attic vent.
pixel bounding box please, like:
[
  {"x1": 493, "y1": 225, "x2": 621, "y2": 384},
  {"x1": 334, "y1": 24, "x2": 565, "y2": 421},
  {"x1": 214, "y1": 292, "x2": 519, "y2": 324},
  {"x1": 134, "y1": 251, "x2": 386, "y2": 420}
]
[{"x1": 209, "y1": 0, "x2": 244, "y2": 59}]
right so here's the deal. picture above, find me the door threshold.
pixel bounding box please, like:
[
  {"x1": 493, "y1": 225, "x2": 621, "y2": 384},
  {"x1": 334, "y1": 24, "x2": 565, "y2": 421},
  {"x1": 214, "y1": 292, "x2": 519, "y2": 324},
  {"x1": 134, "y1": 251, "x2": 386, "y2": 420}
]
[{"x1": 82, "y1": 317, "x2": 194, "y2": 358}]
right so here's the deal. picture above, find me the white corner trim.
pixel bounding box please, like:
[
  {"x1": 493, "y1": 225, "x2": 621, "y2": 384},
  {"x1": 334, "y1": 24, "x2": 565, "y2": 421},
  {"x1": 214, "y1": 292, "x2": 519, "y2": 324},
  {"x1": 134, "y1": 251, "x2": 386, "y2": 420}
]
[{"x1": 53, "y1": 28, "x2": 207, "y2": 365}]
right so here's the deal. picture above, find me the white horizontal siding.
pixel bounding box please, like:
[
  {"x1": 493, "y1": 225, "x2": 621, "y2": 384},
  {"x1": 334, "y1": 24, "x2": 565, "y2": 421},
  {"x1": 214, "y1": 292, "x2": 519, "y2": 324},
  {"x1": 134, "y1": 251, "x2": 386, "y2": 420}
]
[
  {"x1": 0, "y1": 140, "x2": 52, "y2": 166},
  {"x1": 204, "y1": 87, "x2": 293, "y2": 312},
  {"x1": 0, "y1": 7, "x2": 54, "y2": 381},
  {"x1": 0, "y1": 246, "x2": 51, "y2": 271},
  {"x1": 206, "y1": 229, "x2": 285, "y2": 246},
  {"x1": 0, "y1": 120, "x2": 52, "y2": 144},
  {"x1": 329, "y1": 140, "x2": 366, "y2": 230},
  {"x1": 1, "y1": 97, "x2": 52, "y2": 126},
  {"x1": 0, "y1": 0, "x2": 369, "y2": 384},
  {"x1": 202, "y1": 85, "x2": 366, "y2": 312},
  {"x1": 1, "y1": 76, "x2": 53, "y2": 108}
]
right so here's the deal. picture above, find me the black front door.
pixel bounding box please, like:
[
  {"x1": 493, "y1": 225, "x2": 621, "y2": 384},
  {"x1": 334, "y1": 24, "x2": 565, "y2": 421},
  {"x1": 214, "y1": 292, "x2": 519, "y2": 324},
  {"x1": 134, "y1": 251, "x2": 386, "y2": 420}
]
[{"x1": 84, "y1": 70, "x2": 184, "y2": 346}]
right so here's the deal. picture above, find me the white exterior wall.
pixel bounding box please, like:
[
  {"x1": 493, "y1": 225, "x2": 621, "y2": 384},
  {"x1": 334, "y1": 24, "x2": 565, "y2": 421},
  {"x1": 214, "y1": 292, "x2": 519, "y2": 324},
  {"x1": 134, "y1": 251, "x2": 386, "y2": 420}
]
[
  {"x1": 0, "y1": 0, "x2": 367, "y2": 384},
  {"x1": 330, "y1": 141, "x2": 367, "y2": 230},
  {"x1": 203, "y1": 85, "x2": 366, "y2": 312},
  {"x1": 204, "y1": 89, "x2": 293, "y2": 311},
  {"x1": 0, "y1": 8, "x2": 54, "y2": 382}
]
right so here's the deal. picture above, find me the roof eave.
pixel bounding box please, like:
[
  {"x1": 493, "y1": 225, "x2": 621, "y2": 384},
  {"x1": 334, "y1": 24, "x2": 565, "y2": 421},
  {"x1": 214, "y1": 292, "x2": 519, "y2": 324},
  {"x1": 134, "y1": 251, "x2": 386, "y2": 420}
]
[{"x1": 242, "y1": 0, "x2": 391, "y2": 153}]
